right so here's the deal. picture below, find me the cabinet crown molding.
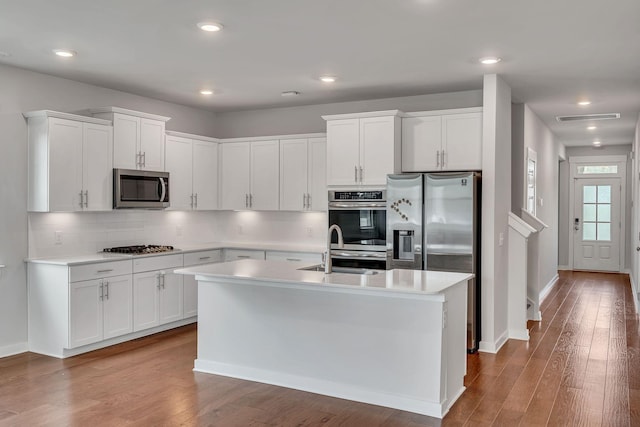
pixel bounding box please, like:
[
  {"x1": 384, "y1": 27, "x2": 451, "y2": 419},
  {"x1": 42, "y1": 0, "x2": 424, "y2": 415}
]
[
  {"x1": 321, "y1": 110, "x2": 402, "y2": 121},
  {"x1": 165, "y1": 130, "x2": 220, "y2": 143},
  {"x1": 23, "y1": 110, "x2": 112, "y2": 126},
  {"x1": 219, "y1": 132, "x2": 326, "y2": 144},
  {"x1": 83, "y1": 107, "x2": 171, "y2": 122},
  {"x1": 400, "y1": 106, "x2": 483, "y2": 118}
]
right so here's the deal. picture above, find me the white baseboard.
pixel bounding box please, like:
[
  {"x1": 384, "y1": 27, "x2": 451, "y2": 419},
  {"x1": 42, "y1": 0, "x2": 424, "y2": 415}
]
[
  {"x1": 508, "y1": 328, "x2": 530, "y2": 341},
  {"x1": 194, "y1": 359, "x2": 450, "y2": 418},
  {"x1": 0, "y1": 341, "x2": 28, "y2": 358},
  {"x1": 479, "y1": 330, "x2": 509, "y2": 354},
  {"x1": 558, "y1": 265, "x2": 571, "y2": 271},
  {"x1": 540, "y1": 274, "x2": 560, "y2": 304}
]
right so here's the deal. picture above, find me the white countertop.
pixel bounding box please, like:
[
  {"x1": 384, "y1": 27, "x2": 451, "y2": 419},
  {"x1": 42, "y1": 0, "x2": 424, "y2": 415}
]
[
  {"x1": 26, "y1": 241, "x2": 325, "y2": 266},
  {"x1": 176, "y1": 259, "x2": 473, "y2": 298}
]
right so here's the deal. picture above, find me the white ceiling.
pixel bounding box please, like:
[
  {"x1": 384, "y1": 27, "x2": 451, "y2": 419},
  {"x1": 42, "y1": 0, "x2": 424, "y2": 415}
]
[{"x1": 1, "y1": 0, "x2": 638, "y2": 147}]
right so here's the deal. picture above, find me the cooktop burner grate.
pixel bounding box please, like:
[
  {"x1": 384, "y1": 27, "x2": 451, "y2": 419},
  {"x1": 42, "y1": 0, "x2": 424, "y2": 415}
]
[{"x1": 103, "y1": 245, "x2": 175, "y2": 255}]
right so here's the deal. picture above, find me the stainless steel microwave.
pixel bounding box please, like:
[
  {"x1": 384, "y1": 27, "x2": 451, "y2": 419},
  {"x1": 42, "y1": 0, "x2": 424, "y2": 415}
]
[{"x1": 113, "y1": 168, "x2": 169, "y2": 209}]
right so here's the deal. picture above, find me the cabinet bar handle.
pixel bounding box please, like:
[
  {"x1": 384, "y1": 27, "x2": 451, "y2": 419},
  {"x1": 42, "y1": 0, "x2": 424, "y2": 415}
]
[
  {"x1": 436, "y1": 150, "x2": 440, "y2": 167},
  {"x1": 307, "y1": 193, "x2": 312, "y2": 209},
  {"x1": 286, "y1": 258, "x2": 301, "y2": 262},
  {"x1": 198, "y1": 256, "x2": 211, "y2": 260},
  {"x1": 249, "y1": 194, "x2": 253, "y2": 208},
  {"x1": 79, "y1": 191, "x2": 84, "y2": 208},
  {"x1": 190, "y1": 194, "x2": 194, "y2": 208},
  {"x1": 354, "y1": 166, "x2": 358, "y2": 183},
  {"x1": 245, "y1": 194, "x2": 249, "y2": 208},
  {"x1": 104, "y1": 282, "x2": 109, "y2": 300},
  {"x1": 142, "y1": 152, "x2": 146, "y2": 168},
  {"x1": 441, "y1": 150, "x2": 445, "y2": 168},
  {"x1": 237, "y1": 255, "x2": 251, "y2": 259},
  {"x1": 99, "y1": 282, "x2": 104, "y2": 301},
  {"x1": 194, "y1": 193, "x2": 198, "y2": 208},
  {"x1": 359, "y1": 166, "x2": 363, "y2": 183},
  {"x1": 96, "y1": 269, "x2": 113, "y2": 273},
  {"x1": 84, "y1": 190, "x2": 88, "y2": 208}
]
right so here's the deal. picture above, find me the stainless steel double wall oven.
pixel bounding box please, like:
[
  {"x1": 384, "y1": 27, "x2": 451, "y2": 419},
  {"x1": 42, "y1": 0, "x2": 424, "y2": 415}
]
[{"x1": 327, "y1": 190, "x2": 387, "y2": 270}]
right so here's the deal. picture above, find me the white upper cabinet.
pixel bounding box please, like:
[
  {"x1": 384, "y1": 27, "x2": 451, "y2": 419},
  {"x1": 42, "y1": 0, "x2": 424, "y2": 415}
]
[
  {"x1": 165, "y1": 132, "x2": 219, "y2": 211},
  {"x1": 280, "y1": 137, "x2": 327, "y2": 211},
  {"x1": 402, "y1": 108, "x2": 482, "y2": 172},
  {"x1": 324, "y1": 111, "x2": 401, "y2": 186},
  {"x1": 25, "y1": 111, "x2": 113, "y2": 212},
  {"x1": 88, "y1": 107, "x2": 170, "y2": 171},
  {"x1": 221, "y1": 140, "x2": 279, "y2": 210}
]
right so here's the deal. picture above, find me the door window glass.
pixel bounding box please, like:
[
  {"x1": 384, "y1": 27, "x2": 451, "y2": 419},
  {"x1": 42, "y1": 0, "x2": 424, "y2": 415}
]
[{"x1": 582, "y1": 184, "x2": 612, "y2": 241}]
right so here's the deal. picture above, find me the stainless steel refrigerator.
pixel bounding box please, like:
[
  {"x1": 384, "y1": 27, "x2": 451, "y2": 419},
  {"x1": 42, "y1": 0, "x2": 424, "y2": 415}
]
[{"x1": 387, "y1": 172, "x2": 481, "y2": 353}]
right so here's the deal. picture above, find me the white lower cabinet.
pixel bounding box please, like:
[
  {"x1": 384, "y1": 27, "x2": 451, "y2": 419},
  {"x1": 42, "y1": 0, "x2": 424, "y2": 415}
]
[
  {"x1": 183, "y1": 249, "x2": 223, "y2": 318},
  {"x1": 133, "y1": 254, "x2": 184, "y2": 332},
  {"x1": 69, "y1": 274, "x2": 133, "y2": 348},
  {"x1": 224, "y1": 249, "x2": 266, "y2": 261}
]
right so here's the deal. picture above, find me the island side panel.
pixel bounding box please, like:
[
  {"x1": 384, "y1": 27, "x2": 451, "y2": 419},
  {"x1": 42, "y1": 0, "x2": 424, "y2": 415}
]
[
  {"x1": 443, "y1": 279, "x2": 469, "y2": 412},
  {"x1": 195, "y1": 277, "x2": 461, "y2": 417}
]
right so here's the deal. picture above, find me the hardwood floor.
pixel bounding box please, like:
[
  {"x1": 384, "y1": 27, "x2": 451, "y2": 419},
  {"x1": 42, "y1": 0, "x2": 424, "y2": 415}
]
[{"x1": 0, "y1": 271, "x2": 638, "y2": 426}]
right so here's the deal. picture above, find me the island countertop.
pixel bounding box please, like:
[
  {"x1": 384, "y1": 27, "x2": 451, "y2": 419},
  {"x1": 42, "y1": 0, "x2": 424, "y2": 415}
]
[{"x1": 176, "y1": 259, "x2": 472, "y2": 299}]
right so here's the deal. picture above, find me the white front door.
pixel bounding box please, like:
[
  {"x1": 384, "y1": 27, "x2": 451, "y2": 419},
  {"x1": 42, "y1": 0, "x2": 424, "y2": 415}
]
[{"x1": 573, "y1": 178, "x2": 621, "y2": 271}]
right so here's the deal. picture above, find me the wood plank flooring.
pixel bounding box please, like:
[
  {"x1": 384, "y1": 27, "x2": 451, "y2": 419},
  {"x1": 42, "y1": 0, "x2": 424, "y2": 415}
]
[{"x1": 0, "y1": 271, "x2": 638, "y2": 426}]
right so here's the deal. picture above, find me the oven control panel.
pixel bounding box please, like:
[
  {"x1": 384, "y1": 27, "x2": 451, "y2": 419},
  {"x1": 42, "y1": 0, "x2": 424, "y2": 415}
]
[{"x1": 329, "y1": 190, "x2": 386, "y2": 202}]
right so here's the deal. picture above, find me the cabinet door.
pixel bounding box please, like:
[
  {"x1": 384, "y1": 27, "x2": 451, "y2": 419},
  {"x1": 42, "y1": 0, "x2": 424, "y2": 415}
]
[
  {"x1": 441, "y1": 112, "x2": 483, "y2": 171},
  {"x1": 183, "y1": 275, "x2": 198, "y2": 318},
  {"x1": 159, "y1": 271, "x2": 183, "y2": 324},
  {"x1": 82, "y1": 123, "x2": 113, "y2": 211},
  {"x1": 102, "y1": 274, "x2": 133, "y2": 340},
  {"x1": 279, "y1": 139, "x2": 308, "y2": 211},
  {"x1": 69, "y1": 279, "x2": 103, "y2": 348},
  {"x1": 133, "y1": 271, "x2": 160, "y2": 332},
  {"x1": 165, "y1": 135, "x2": 194, "y2": 210},
  {"x1": 192, "y1": 140, "x2": 219, "y2": 210},
  {"x1": 48, "y1": 118, "x2": 83, "y2": 212},
  {"x1": 401, "y1": 116, "x2": 442, "y2": 172},
  {"x1": 221, "y1": 142, "x2": 251, "y2": 210},
  {"x1": 307, "y1": 137, "x2": 327, "y2": 211},
  {"x1": 250, "y1": 140, "x2": 279, "y2": 210},
  {"x1": 326, "y1": 119, "x2": 360, "y2": 186},
  {"x1": 360, "y1": 116, "x2": 398, "y2": 185},
  {"x1": 140, "y1": 118, "x2": 165, "y2": 171},
  {"x1": 112, "y1": 113, "x2": 140, "y2": 170}
]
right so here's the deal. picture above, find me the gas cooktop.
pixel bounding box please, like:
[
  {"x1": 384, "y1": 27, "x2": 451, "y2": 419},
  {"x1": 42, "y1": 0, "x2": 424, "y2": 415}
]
[{"x1": 103, "y1": 245, "x2": 175, "y2": 255}]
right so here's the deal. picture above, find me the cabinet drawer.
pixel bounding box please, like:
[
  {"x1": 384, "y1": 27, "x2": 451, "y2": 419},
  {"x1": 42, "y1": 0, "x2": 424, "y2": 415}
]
[
  {"x1": 183, "y1": 250, "x2": 222, "y2": 267},
  {"x1": 70, "y1": 260, "x2": 133, "y2": 283},
  {"x1": 223, "y1": 249, "x2": 265, "y2": 261},
  {"x1": 265, "y1": 251, "x2": 322, "y2": 263},
  {"x1": 133, "y1": 253, "x2": 183, "y2": 273}
]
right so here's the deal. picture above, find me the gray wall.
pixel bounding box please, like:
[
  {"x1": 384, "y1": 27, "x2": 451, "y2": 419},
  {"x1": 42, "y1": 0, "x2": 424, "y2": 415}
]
[
  {"x1": 0, "y1": 63, "x2": 220, "y2": 354},
  {"x1": 558, "y1": 144, "x2": 632, "y2": 269},
  {"x1": 215, "y1": 90, "x2": 483, "y2": 138}
]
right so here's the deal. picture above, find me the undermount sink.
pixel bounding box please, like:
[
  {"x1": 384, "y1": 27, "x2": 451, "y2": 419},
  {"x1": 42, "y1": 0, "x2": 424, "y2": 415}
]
[{"x1": 298, "y1": 265, "x2": 379, "y2": 275}]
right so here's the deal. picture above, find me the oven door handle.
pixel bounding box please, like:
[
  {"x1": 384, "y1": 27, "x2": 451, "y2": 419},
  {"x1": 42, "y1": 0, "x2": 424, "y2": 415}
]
[
  {"x1": 328, "y1": 202, "x2": 386, "y2": 209},
  {"x1": 331, "y1": 251, "x2": 387, "y2": 259}
]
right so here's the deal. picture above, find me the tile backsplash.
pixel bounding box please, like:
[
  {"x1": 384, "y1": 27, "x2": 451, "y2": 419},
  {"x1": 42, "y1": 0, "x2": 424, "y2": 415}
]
[{"x1": 28, "y1": 210, "x2": 327, "y2": 258}]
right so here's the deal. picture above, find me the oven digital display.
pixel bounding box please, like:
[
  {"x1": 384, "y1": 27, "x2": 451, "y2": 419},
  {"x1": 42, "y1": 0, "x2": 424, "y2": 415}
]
[{"x1": 333, "y1": 191, "x2": 384, "y2": 200}]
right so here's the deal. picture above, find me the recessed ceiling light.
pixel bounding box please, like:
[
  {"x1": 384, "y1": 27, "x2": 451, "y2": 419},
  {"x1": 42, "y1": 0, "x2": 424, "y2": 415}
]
[
  {"x1": 281, "y1": 91, "x2": 300, "y2": 97},
  {"x1": 200, "y1": 89, "x2": 213, "y2": 95},
  {"x1": 578, "y1": 100, "x2": 591, "y2": 106},
  {"x1": 479, "y1": 56, "x2": 501, "y2": 65},
  {"x1": 587, "y1": 126, "x2": 597, "y2": 130},
  {"x1": 593, "y1": 140, "x2": 602, "y2": 146},
  {"x1": 320, "y1": 76, "x2": 336, "y2": 83},
  {"x1": 197, "y1": 22, "x2": 223, "y2": 32},
  {"x1": 53, "y1": 49, "x2": 76, "y2": 58}
]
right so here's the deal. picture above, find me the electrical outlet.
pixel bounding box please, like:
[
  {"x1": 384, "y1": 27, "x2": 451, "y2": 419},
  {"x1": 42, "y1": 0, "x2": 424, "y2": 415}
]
[
  {"x1": 539, "y1": 197, "x2": 544, "y2": 207},
  {"x1": 306, "y1": 227, "x2": 313, "y2": 237},
  {"x1": 54, "y1": 230, "x2": 63, "y2": 245},
  {"x1": 498, "y1": 232, "x2": 504, "y2": 247}
]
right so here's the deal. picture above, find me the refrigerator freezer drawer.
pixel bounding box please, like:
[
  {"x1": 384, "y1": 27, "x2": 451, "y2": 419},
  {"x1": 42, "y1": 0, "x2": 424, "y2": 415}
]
[{"x1": 426, "y1": 253, "x2": 473, "y2": 273}]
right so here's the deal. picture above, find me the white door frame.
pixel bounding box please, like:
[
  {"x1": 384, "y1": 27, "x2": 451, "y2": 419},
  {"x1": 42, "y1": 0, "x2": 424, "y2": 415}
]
[{"x1": 568, "y1": 155, "x2": 627, "y2": 272}]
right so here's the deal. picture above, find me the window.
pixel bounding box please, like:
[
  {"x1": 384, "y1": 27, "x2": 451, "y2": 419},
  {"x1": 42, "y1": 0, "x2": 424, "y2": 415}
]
[
  {"x1": 577, "y1": 165, "x2": 618, "y2": 175},
  {"x1": 582, "y1": 185, "x2": 611, "y2": 241}
]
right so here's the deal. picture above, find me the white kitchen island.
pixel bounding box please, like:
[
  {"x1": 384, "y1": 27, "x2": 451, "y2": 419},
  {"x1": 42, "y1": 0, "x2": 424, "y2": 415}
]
[{"x1": 177, "y1": 259, "x2": 472, "y2": 418}]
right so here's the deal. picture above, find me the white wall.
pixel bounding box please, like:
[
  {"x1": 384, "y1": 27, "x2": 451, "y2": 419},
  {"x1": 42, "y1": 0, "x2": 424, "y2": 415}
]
[
  {"x1": 631, "y1": 115, "x2": 640, "y2": 310},
  {"x1": 558, "y1": 144, "x2": 632, "y2": 269},
  {"x1": 511, "y1": 104, "x2": 564, "y2": 295},
  {"x1": 0, "y1": 63, "x2": 220, "y2": 355},
  {"x1": 480, "y1": 74, "x2": 512, "y2": 353},
  {"x1": 215, "y1": 90, "x2": 483, "y2": 138}
]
